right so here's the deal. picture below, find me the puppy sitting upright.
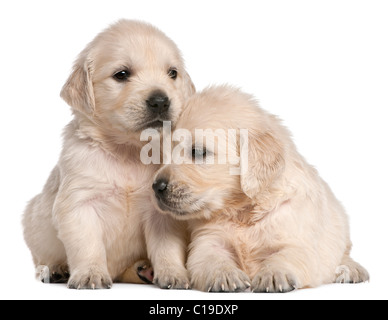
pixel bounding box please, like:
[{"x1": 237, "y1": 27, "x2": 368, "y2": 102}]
[
  {"x1": 152, "y1": 86, "x2": 369, "y2": 292},
  {"x1": 23, "y1": 20, "x2": 195, "y2": 289}
]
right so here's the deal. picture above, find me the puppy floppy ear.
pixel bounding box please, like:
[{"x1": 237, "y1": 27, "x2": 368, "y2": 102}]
[
  {"x1": 181, "y1": 69, "x2": 196, "y2": 98},
  {"x1": 60, "y1": 54, "x2": 95, "y2": 115},
  {"x1": 240, "y1": 129, "x2": 285, "y2": 201}
]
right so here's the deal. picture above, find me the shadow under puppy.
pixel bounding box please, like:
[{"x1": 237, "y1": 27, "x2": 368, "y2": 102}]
[
  {"x1": 23, "y1": 20, "x2": 195, "y2": 289},
  {"x1": 152, "y1": 86, "x2": 369, "y2": 292}
]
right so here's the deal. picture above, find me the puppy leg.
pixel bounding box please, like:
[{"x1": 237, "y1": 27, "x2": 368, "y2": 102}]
[
  {"x1": 23, "y1": 166, "x2": 68, "y2": 284},
  {"x1": 335, "y1": 252, "x2": 369, "y2": 284},
  {"x1": 24, "y1": 196, "x2": 68, "y2": 284},
  {"x1": 251, "y1": 247, "x2": 310, "y2": 293},
  {"x1": 252, "y1": 267, "x2": 299, "y2": 293},
  {"x1": 188, "y1": 235, "x2": 251, "y2": 293},
  {"x1": 145, "y1": 213, "x2": 190, "y2": 290},
  {"x1": 57, "y1": 205, "x2": 112, "y2": 290}
]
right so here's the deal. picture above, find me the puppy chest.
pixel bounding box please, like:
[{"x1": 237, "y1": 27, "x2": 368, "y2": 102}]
[
  {"x1": 123, "y1": 186, "x2": 148, "y2": 213},
  {"x1": 110, "y1": 164, "x2": 157, "y2": 213}
]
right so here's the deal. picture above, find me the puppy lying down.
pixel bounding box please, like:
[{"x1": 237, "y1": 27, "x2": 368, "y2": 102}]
[{"x1": 152, "y1": 86, "x2": 369, "y2": 292}]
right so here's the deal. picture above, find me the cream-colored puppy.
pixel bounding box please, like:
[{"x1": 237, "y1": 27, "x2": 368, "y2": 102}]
[
  {"x1": 152, "y1": 86, "x2": 369, "y2": 292},
  {"x1": 23, "y1": 20, "x2": 195, "y2": 289}
]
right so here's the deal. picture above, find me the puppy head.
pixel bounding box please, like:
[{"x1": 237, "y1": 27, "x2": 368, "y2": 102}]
[
  {"x1": 152, "y1": 86, "x2": 285, "y2": 220},
  {"x1": 61, "y1": 20, "x2": 195, "y2": 141}
]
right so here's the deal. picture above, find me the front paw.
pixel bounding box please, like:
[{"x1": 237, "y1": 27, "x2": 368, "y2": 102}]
[
  {"x1": 67, "y1": 266, "x2": 112, "y2": 290},
  {"x1": 195, "y1": 266, "x2": 251, "y2": 293},
  {"x1": 154, "y1": 267, "x2": 190, "y2": 290},
  {"x1": 252, "y1": 269, "x2": 298, "y2": 293}
]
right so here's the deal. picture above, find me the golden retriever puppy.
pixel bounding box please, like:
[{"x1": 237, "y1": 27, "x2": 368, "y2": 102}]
[
  {"x1": 152, "y1": 86, "x2": 369, "y2": 292},
  {"x1": 23, "y1": 20, "x2": 195, "y2": 289}
]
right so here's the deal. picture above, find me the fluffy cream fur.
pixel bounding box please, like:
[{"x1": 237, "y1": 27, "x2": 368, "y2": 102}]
[
  {"x1": 153, "y1": 86, "x2": 369, "y2": 293},
  {"x1": 23, "y1": 20, "x2": 195, "y2": 289}
]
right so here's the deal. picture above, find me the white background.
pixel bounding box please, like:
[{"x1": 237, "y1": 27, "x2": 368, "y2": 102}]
[{"x1": 0, "y1": 0, "x2": 387, "y2": 300}]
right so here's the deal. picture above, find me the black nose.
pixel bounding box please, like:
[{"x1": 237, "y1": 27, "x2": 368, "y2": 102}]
[
  {"x1": 153, "y1": 179, "x2": 169, "y2": 197},
  {"x1": 146, "y1": 92, "x2": 170, "y2": 114}
]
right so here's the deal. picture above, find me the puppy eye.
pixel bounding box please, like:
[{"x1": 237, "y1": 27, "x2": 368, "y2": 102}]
[
  {"x1": 192, "y1": 148, "x2": 207, "y2": 159},
  {"x1": 113, "y1": 70, "x2": 130, "y2": 82},
  {"x1": 168, "y1": 68, "x2": 178, "y2": 80}
]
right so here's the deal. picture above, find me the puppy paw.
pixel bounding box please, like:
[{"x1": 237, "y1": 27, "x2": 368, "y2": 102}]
[
  {"x1": 335, "y1": 263, "x2": 370, "y2": 284},
  {"x1": 154, "y1": 267, "x2": 190, "y2": 290},
  {"x1": 252, "y1": 269, "x2": 298, "y2": 293},
  {"x1": 135, "y1": 260, "x2": 154, "y2": 284},
  {"x1": 37, "y1": 264, "x2": 70, "y2": 284},
  {"x1": 67, "y1": 266, "x2": 112, "y2": 290},
  {"x1": 198, "y1": 266, "x2": 251, "y2": 293}
]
